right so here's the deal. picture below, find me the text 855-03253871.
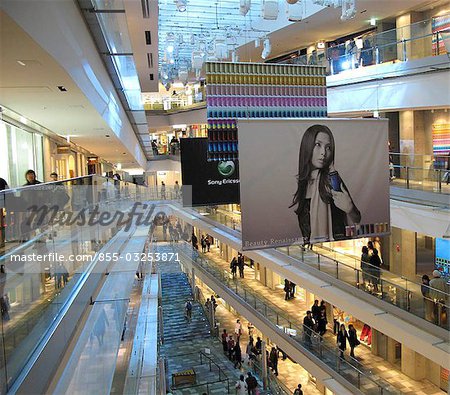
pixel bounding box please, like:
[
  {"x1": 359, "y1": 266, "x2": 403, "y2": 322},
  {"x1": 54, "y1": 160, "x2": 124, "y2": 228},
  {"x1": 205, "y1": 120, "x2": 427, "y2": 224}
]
[{"x1": 95, "y1": 252, "x2": 180, "y2": 262}]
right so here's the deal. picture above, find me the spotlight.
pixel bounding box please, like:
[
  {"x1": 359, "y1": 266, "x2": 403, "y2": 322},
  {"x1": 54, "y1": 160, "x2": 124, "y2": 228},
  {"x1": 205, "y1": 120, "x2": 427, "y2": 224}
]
[{"x1": 341, "y1": 60, "x2": 350, "y2": 70}]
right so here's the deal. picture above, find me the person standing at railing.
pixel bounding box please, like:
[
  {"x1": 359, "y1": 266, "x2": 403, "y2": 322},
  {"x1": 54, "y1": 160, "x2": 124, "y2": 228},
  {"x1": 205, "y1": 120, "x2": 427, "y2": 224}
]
[
  {"x1": 360, "y1": 246, "x2": 371, "y2": 289},
  {"x1": 174, "y1": 180, "x2": 180, "y2": 199},
  {"x1": 369, "y1": 249, "x2": 382, "y2": 293},
  {"x1": 311, "y1": 299, "x2": 321, "y2": 322},
  {"x1": 222, "y1": 329, "x2": 228, "y2": 353},
  {"x1": 293, "y1": 384, "x2": 303, "y2": 395},
  {"x1": 337, "y1": 324, "x2": 349, "y2": 358},
  {"x1": 160, "y1": 181, "x2": 166, "y2": 200},
  {"x1": 230, "y1": 257, "x2": 238, "y2": 278},
  {"x1": 348, "y1": 324, "x2": 360, "y2": 358},
  {"x1": 227, "y1": 335, "x2": 235, "y2": 360},
  {"x1": 429, "y1": 270, "x2": 448, "y2": 324},
  {"x1": 421, "y1": 274, "x2": 433, "y2": 321},
  {"x1": 317, "y1": 310, "x2": 328, "y2": 338},
  {"x1": 269, "y1": 346, "x2": 279, "y2": 376},
  {"x1": 303, "y1": 311, "x2": 315, "y2": 345}
]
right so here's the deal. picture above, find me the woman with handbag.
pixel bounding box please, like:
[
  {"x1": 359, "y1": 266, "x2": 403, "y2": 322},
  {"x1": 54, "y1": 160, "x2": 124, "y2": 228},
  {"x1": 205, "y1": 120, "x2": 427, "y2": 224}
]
[{"x1": 336, "y1": 324, "x2": 348, "y2": 358}]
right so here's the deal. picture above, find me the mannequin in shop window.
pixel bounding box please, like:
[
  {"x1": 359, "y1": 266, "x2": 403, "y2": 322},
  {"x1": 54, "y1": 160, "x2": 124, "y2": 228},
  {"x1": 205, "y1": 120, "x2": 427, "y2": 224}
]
[{"x1": 290, "y1": 125, "x2": 361, "y2": 245}]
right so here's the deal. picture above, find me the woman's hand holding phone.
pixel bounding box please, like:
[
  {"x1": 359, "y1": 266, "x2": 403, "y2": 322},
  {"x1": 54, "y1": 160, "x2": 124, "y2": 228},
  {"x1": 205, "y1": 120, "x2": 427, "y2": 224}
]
[{"x1": 331, "y1": 183, "x2": 354, "y2": 214}]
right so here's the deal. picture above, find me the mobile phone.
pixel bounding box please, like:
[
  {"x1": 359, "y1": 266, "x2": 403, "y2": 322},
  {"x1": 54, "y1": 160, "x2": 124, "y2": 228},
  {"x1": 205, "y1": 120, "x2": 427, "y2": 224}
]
[{"x1": 329, "y1": 171, "x2": 342, "y2": 192}]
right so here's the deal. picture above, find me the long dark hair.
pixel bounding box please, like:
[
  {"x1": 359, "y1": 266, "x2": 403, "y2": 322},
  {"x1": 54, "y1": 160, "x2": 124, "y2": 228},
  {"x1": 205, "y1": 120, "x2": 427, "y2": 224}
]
[{"x1": 290, "y1": 125, "x2": 335, "y2": 213}]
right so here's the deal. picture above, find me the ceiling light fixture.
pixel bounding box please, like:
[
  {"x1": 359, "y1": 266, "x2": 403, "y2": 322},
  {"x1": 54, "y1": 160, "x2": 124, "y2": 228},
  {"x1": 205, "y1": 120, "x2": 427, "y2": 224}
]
[
  {"x1": 261, "y1": 38, "x2": 272, "y2": 59},
  {"x1": 370, "y1": 17, "x2": 377, "y2": 26},
  {"x1": 240, "y1": 0, "x2": 251, "y2": 16},
  {"x1": 262, "y1": 0, "x2": 279, "y2": 20},
  {"x1": 175, "y1": 0, "x2": 187, "y2": 12}
]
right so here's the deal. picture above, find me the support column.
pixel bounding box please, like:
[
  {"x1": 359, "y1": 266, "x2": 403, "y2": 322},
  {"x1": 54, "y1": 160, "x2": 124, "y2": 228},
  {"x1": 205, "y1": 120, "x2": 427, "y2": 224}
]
[
  {"x1": 388, "y1": 227, "x2": 416, "y2": 280},
  {"x1": 401, "y1": 345, "x2": 426, "y2": 381},
  {"x1": 261, "y1": 340, "x2": 268, "y2": 390}
]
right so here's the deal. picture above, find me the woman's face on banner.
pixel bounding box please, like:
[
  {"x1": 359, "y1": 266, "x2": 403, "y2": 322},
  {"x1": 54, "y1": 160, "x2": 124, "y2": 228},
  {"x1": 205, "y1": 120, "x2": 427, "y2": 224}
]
[{"x1": 311, "y1": 132, "x2": 331, "y2": 169}]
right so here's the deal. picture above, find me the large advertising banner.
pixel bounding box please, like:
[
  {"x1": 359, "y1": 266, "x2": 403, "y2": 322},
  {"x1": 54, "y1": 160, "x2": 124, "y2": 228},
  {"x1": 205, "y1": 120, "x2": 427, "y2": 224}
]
[
  {"x1": 180, "y1": 138, "x2": 240, "y2": 206},
  {"x1": 238, "y1": 119, "x2": 390, "y2": 250}
]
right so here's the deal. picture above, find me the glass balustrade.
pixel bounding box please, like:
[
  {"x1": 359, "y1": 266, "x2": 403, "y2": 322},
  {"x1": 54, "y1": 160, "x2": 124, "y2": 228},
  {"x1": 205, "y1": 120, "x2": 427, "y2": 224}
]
[
  {"x1": 0, "y1": 175, "x2": 175, "y2": 393},
  {"x1": 174, "y1": 243, "x2": 393, "y2": 395},
  {"x1": 191, "y1": 206, "x2": 449, "y2": 330}
]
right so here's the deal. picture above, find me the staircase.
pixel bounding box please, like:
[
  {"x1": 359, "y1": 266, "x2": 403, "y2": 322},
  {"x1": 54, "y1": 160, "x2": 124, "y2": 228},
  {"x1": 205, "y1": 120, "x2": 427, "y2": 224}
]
[{"x1": 160, "y1": 271, "x2": 211, "y2": 343}]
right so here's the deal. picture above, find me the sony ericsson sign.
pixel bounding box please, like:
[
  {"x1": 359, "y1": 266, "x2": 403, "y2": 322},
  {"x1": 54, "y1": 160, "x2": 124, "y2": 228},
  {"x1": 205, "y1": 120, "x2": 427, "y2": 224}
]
[
  {"x1": 180, "y1": 138, "x2": 240, "y2": 206},
  {"x1": 208, "y1": 161, "x2": 240, "y2": 185}
]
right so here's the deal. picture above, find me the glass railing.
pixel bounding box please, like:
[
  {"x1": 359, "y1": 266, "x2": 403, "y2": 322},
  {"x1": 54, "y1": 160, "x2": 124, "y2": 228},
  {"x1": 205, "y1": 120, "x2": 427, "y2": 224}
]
[
  {"x1": 0, "y1": 175, "x2": 176, "y2": 393},
  {"x1": 191, "y1": 206, "x2": 450, "y2": 331},
  {"x1": 389, "y1": 153, "x2": 450, "y2": 195},
  {"x1": 284, "y1": 16, "x2": 449, "y2": 77},
  {"x1": 174, "y1": 242, "x2": 395, "y2": 395},
  {"x1": 251, "y1": 358, "x2": 292, "y2": 395}
]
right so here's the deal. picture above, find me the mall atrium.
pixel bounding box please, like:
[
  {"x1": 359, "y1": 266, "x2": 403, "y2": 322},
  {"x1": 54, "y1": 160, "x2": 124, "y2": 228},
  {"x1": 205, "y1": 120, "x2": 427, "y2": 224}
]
[{"x1": 0, "y1": 0, "x2": 449, "y2": 394}]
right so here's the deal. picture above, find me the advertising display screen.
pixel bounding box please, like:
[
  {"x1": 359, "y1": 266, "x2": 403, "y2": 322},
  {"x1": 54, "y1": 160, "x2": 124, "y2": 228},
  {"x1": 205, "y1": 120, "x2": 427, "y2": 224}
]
[
  {"x1": 238, "y1": 119, "x2": 390, "y2": 250},
  {"x1": 180, "y1": 138, "x2": 240, "y2": 206}
]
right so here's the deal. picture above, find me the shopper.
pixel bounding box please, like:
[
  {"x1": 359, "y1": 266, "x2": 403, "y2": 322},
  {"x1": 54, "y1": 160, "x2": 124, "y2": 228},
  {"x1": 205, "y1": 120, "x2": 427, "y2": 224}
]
[
  {"x1": 233, "y1": 342, "x2": 243, "y2": 369},
  {"x1": 184, "y1": 300, "x2": 192, "y2": 323},
  {"x1": 245, "y1": 372, "x2": 258, "y2": 395},
  {"x1": 221, "y1": 329, "x2": 228, "y2": 353},
  {"x1": 311, "y1": 300, "x2": 321, "y2": 321},
  {"x1": 246, "y1": 337, "x2": 254, "y2": 363},
  {"x1": 24, "y1": 169, "x2": 41, "y2": 185},
  {"x1": 332, "y1": 305, "x2": 340, "y2": 334},
  {"x1": 238, "y1": 255, "x2": 245, "y2": 278},
  {"x1": 269, "y1": 346, "x2": 279, "y2": 376},
  {"x1": 235, "y1": 319, "x2": 242, "y2": 340},
  {"x1": 317, "y1": 310, "x2": 328, "y2": 337},
  {"x1": 227, "y1": 335, "x2": 235, "y2": 360},
  {"x1": 230, "y1": 257, "x2": 238, "y2": 277},
  {"x1": 201, "y1": 235, "x2": 206, "y2": 253},
  {"x1": 235, "y1": 374, "x2": 248, "y2": 395},
  {"x1": 421, "y1": 274, "x2": 433, "y2": 321},
  {"x1": 360, "y1": 245, "x2": 371, "y2": 288},
  {"x1": 205, "y1": 298, "x2": 212, "y2": 312},
  {"x1": 290, "y1": 124, "x2": 361, "y2": 245},
  {"x1": 290, "y1": 282, "x2": 296, "y2": 299},
  {"x1": 191, "y1": 231, "x2": 198, "y2": 250},
  {"x1": 348, "y1": 324, "x2": 360, "y2": 358},
  {"x1": 294, "y1": 384, "x2": 303, "y2": 395},
  {"x1": 255, "y1": 337, "x2": 262, "y2": 355},
  {"x1": 174, "y1": 180, "x2": 180, "y2": 199},
  {"x1": 303, "y1": 311, "x2": 315, "y2": 345},
  {"x1": 205, "y1": 235, "x2": 211, "y2": 252},
  {"x1": 337, "y1": 324, "x2": 348, "y2": 358},
  {"x1": 369, "y1": 249, "x2": 382, "y2": 292},
  {"x1": 284, "y1": 279, "x2": 291, "y2": 300},
  {"x1": 160, "y1": 181, "x2": 166, "y2": 199},
  {"x1": 211, "y1": 295, "x2": 217, "y2": 311}
]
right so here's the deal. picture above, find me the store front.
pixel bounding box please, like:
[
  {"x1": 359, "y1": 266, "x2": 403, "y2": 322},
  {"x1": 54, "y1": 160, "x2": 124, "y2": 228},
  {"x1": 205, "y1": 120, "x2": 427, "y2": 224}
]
[{"x1": 0, "y1": 119, "x2": 44, "y2": 187}]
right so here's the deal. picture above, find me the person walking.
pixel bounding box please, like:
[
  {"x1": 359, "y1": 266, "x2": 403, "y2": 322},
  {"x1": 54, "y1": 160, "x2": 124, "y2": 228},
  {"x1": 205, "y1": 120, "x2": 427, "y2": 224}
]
[
  {"x1": 227, "y1": 335, "x2": 235, "y2": 360},
  {"x1": 235, "y1": 319, "x2": 242, "y2": 340},
  {"x1": 235, "y1": 374, "x2": 248, "y2": 395},
  {"x1": 269, "y1": 346, "x2": 279, "y2": 376},
  {"x1": 184, "y1": 300, "x2": 193, "y2": 323},
  {"x1": 294, "y1": 384, "x2": 303, "y2": 395},
  {"x1": 245, "y1": 372, "x2": 258, "y2": 395},
  {"x1": 233, "y1": 342, "x2": 243, "y2": 369},
  {"x1": 337, "y1": 324, "x2": 348, "y2": 358},
  {"x1": 174, "y1": 180, "x2": 180, "y2": 199},
  {"x1": 206, "y1": 235, "x2": 211, "y2": 252},
  {"x1": 303, "y1": 311, "x2": 315, "y2": 345},
  {"x1": 221, "y1": 329, "x2": 228, "y2": 353},
  {"x1": 348, "y1": 324, "x2": 360, "y2": 358},
  {"x1": 238, "y1": 255, "x2": 245, "y2": 278},
  {"x1": 191, "y1": 231, "x2": 198, "y2": 250}
]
